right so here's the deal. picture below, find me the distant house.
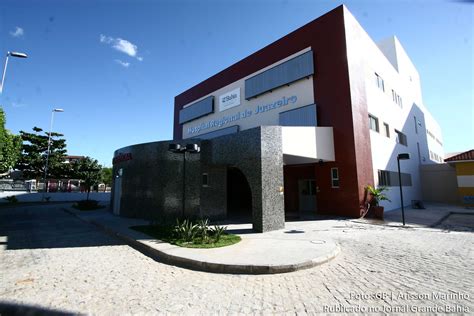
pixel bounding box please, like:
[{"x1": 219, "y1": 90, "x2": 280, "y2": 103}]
[{"x1": 445, "y1": 150, "x2": 474, "y2": 207}]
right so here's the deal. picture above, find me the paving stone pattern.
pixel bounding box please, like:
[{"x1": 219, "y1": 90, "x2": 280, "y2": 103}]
[{"x1": 0, "y1": 204, "x2": 473, "y2": 315}]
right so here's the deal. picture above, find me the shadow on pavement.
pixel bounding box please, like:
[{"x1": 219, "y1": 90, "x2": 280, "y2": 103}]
[
  {"x1": 0, "y1": 301, "x2": 80, "y2": 316},
  {"x1": 0, "y1": 204, "x2": 125, "y2": 250}
]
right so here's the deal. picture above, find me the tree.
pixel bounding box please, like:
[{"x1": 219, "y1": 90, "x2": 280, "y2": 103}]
[
  {"x1": 0, "y1": 107, "x2": 5, "y2": 154},
  {"x1": 101, "y1": 167, "x2": 113, "y2": 188},
  {"x1": 0, "y1": 107, "x2": 22, "y2": 176},
  {"x1": 72, "y1": 157, "x2": 102, "y2": 200},
  {"x1": 16, "y1": 126, "x2": 70, "y2": 180}
]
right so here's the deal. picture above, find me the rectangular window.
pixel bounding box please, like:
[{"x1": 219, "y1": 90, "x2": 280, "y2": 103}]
[
  {"x1": 375, "y1": 73, "x2": 385, "y2": 92},
  {"x1": 378, "y1": 170, "x2": 391, "y2": 186},
  {"x1": 378, "y1": 170, "x2": 412, "y2": 187},
  {"x1": 245, "y1": 50, "x2": 314, "y2": 99},
  {"x1": 369, "y1": 114, "x2": 379, "y2": 132},
  {"x1": 179, "y1": 96, "x2": 214, "y2": 124},
  {"x1": 383, "y1": 123, "x2": 390, "y2": 138},
  {"x1": 414, "y1": 116, "x2": 418, "y2": 134},
  {"x1": 391, "y1": 90, "x2": 403, "y2": 108},
  {"x1": 417, "y1": 142, "x2": 421, "y2": 163},
  {"x1": 395, "y1": 129, "x2": 407, "y2": 146},
  {"x1": 331, "y1": 168, "x2": 339, "y2": 188},
  {"x1": 279, "y1": 104, "x2": 317, "y2": 126},
  {"x1": 202, "y1": 173, "x2": 209, "y2": 187}
]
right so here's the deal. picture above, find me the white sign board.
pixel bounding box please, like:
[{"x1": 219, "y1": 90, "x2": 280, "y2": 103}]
[{"x1": 219, "y1": 87, "x2": 241, "y2": 112}]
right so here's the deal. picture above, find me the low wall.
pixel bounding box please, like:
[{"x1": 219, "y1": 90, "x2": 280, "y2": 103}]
[
  {"x1": 0, "y1": 191, "x2": 111, "y2": 203},
  {"x1": 420, "y1": 164, "x2": 458, "y2": 204}
]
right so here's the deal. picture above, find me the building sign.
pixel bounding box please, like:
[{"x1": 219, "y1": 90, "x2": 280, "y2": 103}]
[
  {"x1": 219, "y1": 87, "x2": 241, "y2": 112},
  {"x1": 187, "y1": 95, "x2": 297, "y2": 135},
  {"x1": 113, "y1": 153, "x2": 133, "y2": 165}
]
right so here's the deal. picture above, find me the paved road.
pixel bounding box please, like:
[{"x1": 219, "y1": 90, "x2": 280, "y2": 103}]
[{"x1": 1, "y1": 204, "x2": 473, "y2": 315}]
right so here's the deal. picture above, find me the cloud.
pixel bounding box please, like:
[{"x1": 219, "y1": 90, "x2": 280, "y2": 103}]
[
  {"x1": 115, "y1": 59, "x2": 130, "y2": 68},
  {"x1": 10, "y1": 26, "x2": 24, "y2": 38},
  {"x1": 100, "y1": 34, "x2": 143, "y2": 61}
]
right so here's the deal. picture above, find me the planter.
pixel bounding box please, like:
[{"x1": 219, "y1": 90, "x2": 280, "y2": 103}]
[{"x1": 372, "y1": 206, "x2": 384, "y2": 220}]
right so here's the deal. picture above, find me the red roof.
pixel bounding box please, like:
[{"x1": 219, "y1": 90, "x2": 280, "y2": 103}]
[{"x1": 445, "y1": 150, "x2": 474, "y2": 162}]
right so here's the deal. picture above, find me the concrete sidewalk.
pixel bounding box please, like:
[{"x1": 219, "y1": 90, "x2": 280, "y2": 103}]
[
  {"x1": 353, "y1": 203, "x2": 474, "y2": 230},
  {"x1": 63, "y1": 206, "x2": 339, "y2": 274}
]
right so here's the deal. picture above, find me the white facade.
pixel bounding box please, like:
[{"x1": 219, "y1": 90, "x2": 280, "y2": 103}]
[
  {"x1": 345, "y1": 11, "x2": 444, "y2": 211},
  {"x1": 181, "y1": 48, "x2": 315, "y2": 139}
]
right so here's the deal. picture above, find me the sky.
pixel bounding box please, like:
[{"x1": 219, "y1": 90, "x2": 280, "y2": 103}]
[{"x1": 0, "y1": 0, "x2": 472, "y2": 167}]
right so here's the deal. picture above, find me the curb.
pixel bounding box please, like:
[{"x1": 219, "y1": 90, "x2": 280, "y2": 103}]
[{"x1": 62, "y1": 207, "x2": 340, "y2": 274}]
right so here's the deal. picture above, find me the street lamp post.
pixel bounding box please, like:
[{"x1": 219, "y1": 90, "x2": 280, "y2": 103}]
[
  {"x1": 168, "y1": 143, "x2": 200, "y2": 218},
  {"x1": 42, "y1": 108, "x2": 64, "y2": 200},
  {"x1": 1, "y1": 51, "x2": 28, "y2": 94},
  {"x1": 397, "y1": 153, "x2": 410, "y2": 225}
]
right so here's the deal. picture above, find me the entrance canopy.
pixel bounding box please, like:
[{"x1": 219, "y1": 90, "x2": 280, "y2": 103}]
[{"x1": 282, "y1": 126, "x2": 335, "y2": 165}]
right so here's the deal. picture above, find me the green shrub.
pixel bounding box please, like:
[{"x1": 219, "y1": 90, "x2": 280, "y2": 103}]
[
  {"x1": 173, "y1": 218, "x2": 228, "y2": 244},
  {"x1": 366, "y1": 185, "x2": 391, "y2": 206},
  {"x1": 210, "y1": 225, "x2": 227, "y2": 242},
  {"x1": 173, "y1": 219, "x2": 199, "y2": 242},
  {"x1": 196, "y1": 218, "x2": 210, "y2": 243}
]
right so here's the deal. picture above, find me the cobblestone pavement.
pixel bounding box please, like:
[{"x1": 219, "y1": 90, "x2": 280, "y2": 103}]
[{"x1": 0, "y1": 204, "x2": 473, "y2": 315}]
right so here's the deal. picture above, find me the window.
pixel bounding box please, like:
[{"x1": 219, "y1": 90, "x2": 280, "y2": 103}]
[
  {"x1": 383, "y1": 123, "x2": 390, "y2": 138},
  {"x1": 414, "y1": 116, "x2": 418, "y2": 134},
  {"x1": 245, "y1": 50, "x2": 314, "y2": 99},
  {"x1": 279, "y1": 104, "x2": 317, "y2": 126},
  {"x1": 378, "y1": 170, "x2": 391, "y2": 186},
  {"x1": 417, "y1": 142, "x2": 421, "y2": 163},
  {"x1": 369, "y1": 114, "x2": 379, "y2": 132},
  {"x1": 378, "y1": 170, "x2": 412, "y2": 187},
  {"x1": 202, "y1": 173, "x2": 209, "y2": 187},
  {"x1": 391, "y1": 89, "x2": 403, "y2": 108},
  {"x1": 375, "y1": 73, "x2": 385, "y2": 92},
  {"x1": 395, "y1": 129, "x2": 407, "y2": 146},
  {"x1": 331, "y1": 168, "x2": 339, "y2": 188}
]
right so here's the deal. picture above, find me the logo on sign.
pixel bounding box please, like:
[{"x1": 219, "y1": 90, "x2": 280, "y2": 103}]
[{"x1": 219, "y1": 87, "x2": 241, "y2": 112}]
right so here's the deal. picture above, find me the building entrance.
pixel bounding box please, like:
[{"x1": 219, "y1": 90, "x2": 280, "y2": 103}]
[
  {"x1": 298, "y1": 179, "x2": 317, "y2": 214},
  {"x1": 227, "y1": 167, "x2": 252, "y2": 220}
]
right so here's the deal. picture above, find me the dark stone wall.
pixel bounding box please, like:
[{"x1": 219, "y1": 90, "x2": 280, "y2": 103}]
[
  {"x1": 199, "y1": 163, "x2": 227, "y2": 220},
  {"x1": 200, "y1": 126, "x2": 285, "y2": 232},
  {"x1": 112, "y1": 126, "x2": 285, "y2": 232},
  {"x1": 112, "y1": 140, "x2": 202, "y2": 222}
]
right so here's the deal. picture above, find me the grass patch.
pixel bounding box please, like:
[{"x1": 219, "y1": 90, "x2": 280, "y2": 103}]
[
  {"x1": 130, "y1": 224, "x2": 241, "y2": 249},
  {"x1": 72, "y1": 199, "x2": 105, "y2": 211}
]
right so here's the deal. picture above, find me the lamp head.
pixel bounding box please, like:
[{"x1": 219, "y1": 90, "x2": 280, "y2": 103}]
[
  {"x1": 53, "y1": 108, "x2": 64, "y2": 112},
  {"x1": 185, "y1": 143, "x2": 200, "y2": 153},
  {"x1": 8, "y1": 51, "x2": 28, "y2": 58},
  {"x1": 168, "y1": 143, "x2": 182, "y2": 153}
]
